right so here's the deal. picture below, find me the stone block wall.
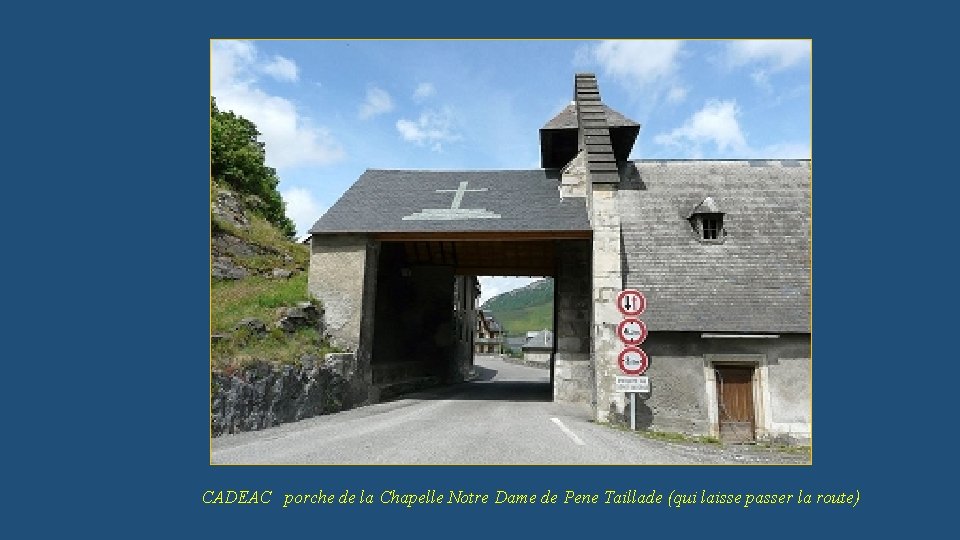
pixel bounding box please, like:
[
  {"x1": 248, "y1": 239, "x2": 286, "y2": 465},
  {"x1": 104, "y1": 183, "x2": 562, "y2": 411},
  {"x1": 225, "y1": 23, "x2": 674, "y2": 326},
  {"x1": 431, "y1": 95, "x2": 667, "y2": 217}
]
[
  {"x1": 211, "y1": 353, "x2": 357, "y2": 437},
  {"x1": 307, "y1": 234, "x2": 378, "y2": 404},
  {"x1": 522, "y1": 350, "x2": 551, "y2": 369},
  {"x1": 590, "y1": 184, "x2": 625, "y2": 423},
  {"x1": 560, "y1": 150, "x2": 589, "y2": 201},
  {"x1": 764, "y1": 356, "x2": 811, "y2": 441},
  {"x1": 554, "y1": 239, "x2": 593, "y2": 403},
  {"x1": 639, "y1": 332, "x2": 811, "y2": 440},
  {"x1": 308, "y1": 236, "x2": 376, "y2": 352},
  {"x1": 633, "y1": 356, "x2": 710, "y2": 433}
]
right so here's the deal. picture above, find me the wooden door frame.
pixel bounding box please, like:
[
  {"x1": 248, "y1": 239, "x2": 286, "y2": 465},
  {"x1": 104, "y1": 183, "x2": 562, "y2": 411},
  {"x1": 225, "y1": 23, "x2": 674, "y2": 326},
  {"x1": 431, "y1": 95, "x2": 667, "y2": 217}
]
[{"x1": 703, "y1": 355, "x2": 768, "y2": 440}]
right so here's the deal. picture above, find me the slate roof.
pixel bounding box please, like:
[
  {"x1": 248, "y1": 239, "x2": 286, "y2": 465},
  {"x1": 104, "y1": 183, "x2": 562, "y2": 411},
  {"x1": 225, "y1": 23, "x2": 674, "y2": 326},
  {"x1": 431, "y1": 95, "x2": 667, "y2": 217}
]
[
  {"x1": 310, "y1": 169, "x2": 589, "y2": 234},
  {"x1": 620, "y1": 160, "x2": 811, "y2": 333},
  {"x1": 543, "y1": 102, "x2": 640, "y2": 130},
  {"x1": 539, "y1": 99, "x2": 641, "y2": 169},
  {"x1": 523, "y1": 330, "x2": 553, "y2": 350},
  {"x1": 479, "y1": 310, "x2": 502, "y2": 333},
  {"x1": 688, "y1": 196, "x2": 722, "y2": 217}
]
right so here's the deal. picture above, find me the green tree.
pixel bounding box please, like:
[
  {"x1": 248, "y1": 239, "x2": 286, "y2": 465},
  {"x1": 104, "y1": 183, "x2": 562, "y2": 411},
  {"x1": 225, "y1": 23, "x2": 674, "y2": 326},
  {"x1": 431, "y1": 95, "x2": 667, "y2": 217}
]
[{"x1": 211, "y1": 97, "x2": 296, "y2": 237}]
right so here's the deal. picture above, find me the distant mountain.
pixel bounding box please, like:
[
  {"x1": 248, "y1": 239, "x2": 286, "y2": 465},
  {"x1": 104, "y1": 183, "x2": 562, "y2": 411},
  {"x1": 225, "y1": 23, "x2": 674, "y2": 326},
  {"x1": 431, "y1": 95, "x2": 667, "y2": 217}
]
[{"x1": 481, "y1": 279, "x2": 553, "y2": 336}]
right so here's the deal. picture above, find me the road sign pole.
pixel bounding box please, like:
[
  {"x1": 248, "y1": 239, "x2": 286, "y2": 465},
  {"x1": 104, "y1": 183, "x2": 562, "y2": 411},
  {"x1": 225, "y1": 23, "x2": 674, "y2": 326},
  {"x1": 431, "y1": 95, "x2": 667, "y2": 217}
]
[{"x1": 617, "y1": 289, "x2": 648, "y2": 432}]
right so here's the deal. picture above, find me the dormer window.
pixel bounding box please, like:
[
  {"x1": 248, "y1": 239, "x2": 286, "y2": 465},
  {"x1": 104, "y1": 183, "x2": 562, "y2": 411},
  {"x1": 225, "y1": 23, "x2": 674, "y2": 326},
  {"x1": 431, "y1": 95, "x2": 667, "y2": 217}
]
[
  {"x1": 700, "y1": 214, "x2": 723, "y2": 240},
  {"x1": 687, "y1": 197, "x2": 726, "y2": 243}
]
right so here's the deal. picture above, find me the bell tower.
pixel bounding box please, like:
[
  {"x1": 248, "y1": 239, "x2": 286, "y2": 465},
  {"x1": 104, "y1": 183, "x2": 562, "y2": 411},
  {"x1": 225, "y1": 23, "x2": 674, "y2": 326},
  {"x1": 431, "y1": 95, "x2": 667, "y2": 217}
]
[{"x1": 538, "y1": 73, "x2": 640, "y2": 172}]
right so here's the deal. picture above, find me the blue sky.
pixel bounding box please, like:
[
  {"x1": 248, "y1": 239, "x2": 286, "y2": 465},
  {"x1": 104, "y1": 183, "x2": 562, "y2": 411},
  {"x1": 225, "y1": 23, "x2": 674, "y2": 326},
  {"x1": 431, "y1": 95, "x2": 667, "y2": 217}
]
[{"x1": 211, "y1": 39, "x2": 810, "y2": 303}]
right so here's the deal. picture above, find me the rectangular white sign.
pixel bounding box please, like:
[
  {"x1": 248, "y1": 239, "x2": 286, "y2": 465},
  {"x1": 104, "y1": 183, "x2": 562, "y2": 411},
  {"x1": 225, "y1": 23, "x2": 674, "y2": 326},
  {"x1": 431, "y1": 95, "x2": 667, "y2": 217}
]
[{"x1": 616, "y1": 376, "x2": 650, "y2": 393}]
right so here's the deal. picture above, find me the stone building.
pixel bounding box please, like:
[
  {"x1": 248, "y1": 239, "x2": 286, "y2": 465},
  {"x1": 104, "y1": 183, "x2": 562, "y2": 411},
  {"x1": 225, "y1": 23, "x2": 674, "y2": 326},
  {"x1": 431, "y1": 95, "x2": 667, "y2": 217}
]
[
  {"x1": 522, "y1": 330, "x2": 553, "y2": 368},
  {"x1": 307, "y1": 73, "x2": 810, "y2": 443},
  {"x1": 475, "y1": 310, "x2": 503, "y2": 355}
]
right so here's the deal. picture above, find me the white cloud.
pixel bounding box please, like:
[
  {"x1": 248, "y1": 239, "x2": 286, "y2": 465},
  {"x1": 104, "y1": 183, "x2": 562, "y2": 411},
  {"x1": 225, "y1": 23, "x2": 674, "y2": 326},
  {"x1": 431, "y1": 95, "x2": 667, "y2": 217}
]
[
  {"x1": 751, "y1": 69, "x2": 772, "y2": 92},
  {"x1": 655, "y1": 98, "x2": 810, "y2": 159},
  {"x1": 667, "y1": 85, "x2": 688, "y2": 104},
  {"x1": 654, "y1": 99, "x2": 747, "y2": 156},
  {"x1": 261, "y1": 55, "x2": 299, "y2": 82},
  {"x1": 592, "y1": 40, "x2": 683, "y2": 88},
  {"x1": 211, "y1": 40, "x2": 344, "y2": 169},
  {"x1": 727, "y1": 40, "x2": 810, "y2": 71},
  {"x1": 358, "y1": 86, "x2": 394, "y2": 119},
  {"x1": 395, "y1": 107, "x2": 461, "y2": 152},
  {"x1": 413, "y1": 82, "x2": 436, "y2": 101},
  {"x1": 281, "y1": 187, "x2": 324, "y2": 237}
]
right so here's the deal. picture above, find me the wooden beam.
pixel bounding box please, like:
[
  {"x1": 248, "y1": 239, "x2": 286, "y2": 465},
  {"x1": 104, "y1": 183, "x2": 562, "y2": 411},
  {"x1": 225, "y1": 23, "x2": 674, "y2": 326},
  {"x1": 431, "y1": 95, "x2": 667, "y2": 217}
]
[{"x1": 455, "y1": 267, "x2": 555, "y2": 277}]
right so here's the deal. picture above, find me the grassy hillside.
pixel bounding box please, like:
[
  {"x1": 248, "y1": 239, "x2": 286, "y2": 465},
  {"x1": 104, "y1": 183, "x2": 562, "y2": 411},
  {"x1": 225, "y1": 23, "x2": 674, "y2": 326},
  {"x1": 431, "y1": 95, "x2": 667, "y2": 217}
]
[
  {"x1": 212, "y1": 273, "x2": 309, "y2": 333},
  {"x1": 211, "y1": 183, "x2": 335, "y2": 369},
  {"x1": 210, "y1": 101, "x2": 335, "y2": 371},
  {"x1": 481, "y1": 279, "x2": 553, "y2": 336}
]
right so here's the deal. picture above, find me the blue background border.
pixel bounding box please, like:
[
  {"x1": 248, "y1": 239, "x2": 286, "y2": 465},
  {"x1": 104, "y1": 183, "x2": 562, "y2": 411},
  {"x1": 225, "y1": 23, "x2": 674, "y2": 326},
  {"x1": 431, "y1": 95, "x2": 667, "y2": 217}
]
[{"x1": 8, "y1": 1, "x2": 950, "y2": 536}]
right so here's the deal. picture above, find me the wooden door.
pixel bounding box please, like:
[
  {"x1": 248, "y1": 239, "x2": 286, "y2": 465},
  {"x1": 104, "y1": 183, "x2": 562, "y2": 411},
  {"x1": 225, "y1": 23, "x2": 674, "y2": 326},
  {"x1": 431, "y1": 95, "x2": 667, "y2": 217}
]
[{"x1": 715, "y1": 366, "x2": 756, "y2": 442}]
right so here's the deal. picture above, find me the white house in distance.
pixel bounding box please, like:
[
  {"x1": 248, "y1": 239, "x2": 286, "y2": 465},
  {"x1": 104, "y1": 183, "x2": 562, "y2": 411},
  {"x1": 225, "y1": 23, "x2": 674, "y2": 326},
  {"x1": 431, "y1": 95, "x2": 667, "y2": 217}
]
[
  {"x1": 475, "y1": 310, "x2": 503, "y2": 355},
  {"x1": 522, "y1": 330, "x2": 553, "y2": 368}
]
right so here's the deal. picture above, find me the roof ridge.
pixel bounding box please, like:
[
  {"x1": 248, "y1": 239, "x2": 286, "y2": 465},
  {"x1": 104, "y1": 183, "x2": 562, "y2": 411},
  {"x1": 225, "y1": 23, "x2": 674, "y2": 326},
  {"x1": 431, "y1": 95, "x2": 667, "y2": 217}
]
[
  {"x1": 364, "y1": 167, "x2": 542, "y2": 172},
  {"x1": 633, "y1": 158, "x2": 811, "y2": 163}
]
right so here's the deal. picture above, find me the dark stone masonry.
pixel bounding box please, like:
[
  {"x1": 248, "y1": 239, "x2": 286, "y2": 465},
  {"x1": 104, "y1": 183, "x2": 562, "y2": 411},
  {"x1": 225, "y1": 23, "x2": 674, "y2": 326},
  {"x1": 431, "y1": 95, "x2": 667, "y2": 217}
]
[{"x1": 210, "y1": 353, "x2": 357, "y2": 436}]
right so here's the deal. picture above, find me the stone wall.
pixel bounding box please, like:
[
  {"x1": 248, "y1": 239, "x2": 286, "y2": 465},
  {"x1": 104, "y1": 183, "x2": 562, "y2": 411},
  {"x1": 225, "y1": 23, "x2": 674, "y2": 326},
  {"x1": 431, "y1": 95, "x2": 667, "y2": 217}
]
[
  {"x1": 635, "y1": 332, "x2": 811, "y2": 441},
  {"x1": 211, "y1": 353, "x2": 358, "y2": 437},
  {"x1": 590, "y1": 184, "x2": 625, "y2": 423},
  {"x1": 554, "y1": 149, "x2": 598, "y2": 407},
  {"x1": 631, "y1": 356, "x2": 710, "y2": 434},
  {"x1": 308, "y1": 235, "x2": 377, "y2": 352},
  {"x1": 307, "y1": 235, "x2": 378, "y2": 404},
  {"x1": 522, "y1": 350, "x2": 551, "y2": 369},
  {"x1": 559, "y1": 150, "x2": 589, "y2": 200},
  {"x1": 554, "y1": 239, "x2": 593, "y2": 403},
  {"x1": 763, "y1": 356, "x2": 811, "y2": 440}
]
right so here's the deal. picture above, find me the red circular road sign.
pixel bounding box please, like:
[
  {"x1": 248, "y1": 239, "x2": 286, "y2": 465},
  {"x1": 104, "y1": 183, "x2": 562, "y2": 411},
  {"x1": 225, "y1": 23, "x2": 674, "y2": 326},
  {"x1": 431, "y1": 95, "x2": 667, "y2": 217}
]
[
  {"x1": 616, "y1": 318, "x2": 648, "y2": 345},
  {"x1": 616, "y1": 289, "x2": 646, "y2": 316},
  {"x1": 618, "y1": 347, "x2": 649, "y2": 376}
]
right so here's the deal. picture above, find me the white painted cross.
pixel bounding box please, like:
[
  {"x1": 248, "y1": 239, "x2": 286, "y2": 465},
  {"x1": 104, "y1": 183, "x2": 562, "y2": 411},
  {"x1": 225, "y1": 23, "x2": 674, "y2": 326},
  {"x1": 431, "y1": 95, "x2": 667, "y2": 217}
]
[
  {"x1": 436, "y1": 181, "x2": 487, "y2": 210},
  {"x1": 402, "y1": 180, "x2": 502, "y2": 221}
]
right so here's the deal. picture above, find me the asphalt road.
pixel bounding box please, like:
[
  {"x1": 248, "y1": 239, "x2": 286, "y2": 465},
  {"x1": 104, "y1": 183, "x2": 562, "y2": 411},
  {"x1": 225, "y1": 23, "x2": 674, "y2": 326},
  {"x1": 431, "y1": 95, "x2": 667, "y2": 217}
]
[{"x1": 212, "y1": 356, "x2": 807, "y2": 465}]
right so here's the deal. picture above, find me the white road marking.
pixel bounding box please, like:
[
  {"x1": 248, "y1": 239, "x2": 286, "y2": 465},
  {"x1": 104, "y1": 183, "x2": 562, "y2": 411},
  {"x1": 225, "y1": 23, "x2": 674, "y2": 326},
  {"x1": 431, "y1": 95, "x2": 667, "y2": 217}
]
[{"x1": 550, "y1": 417, "x2": 585, "y2": 446}]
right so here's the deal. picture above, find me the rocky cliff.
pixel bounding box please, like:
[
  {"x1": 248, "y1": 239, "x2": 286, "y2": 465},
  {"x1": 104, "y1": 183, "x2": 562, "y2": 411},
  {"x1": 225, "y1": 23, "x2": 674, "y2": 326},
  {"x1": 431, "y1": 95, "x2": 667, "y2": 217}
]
[{"x1": 211, "y1": 183, "x2": 353, "y2": 436}]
